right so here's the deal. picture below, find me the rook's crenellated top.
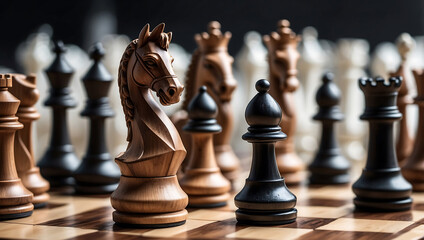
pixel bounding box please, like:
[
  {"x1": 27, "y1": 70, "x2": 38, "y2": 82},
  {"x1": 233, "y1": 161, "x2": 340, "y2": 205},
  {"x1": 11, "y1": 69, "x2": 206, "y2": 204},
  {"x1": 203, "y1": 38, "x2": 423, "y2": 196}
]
[{"x1": 359, "y1": 76, "x2": 402, "y2": 120}]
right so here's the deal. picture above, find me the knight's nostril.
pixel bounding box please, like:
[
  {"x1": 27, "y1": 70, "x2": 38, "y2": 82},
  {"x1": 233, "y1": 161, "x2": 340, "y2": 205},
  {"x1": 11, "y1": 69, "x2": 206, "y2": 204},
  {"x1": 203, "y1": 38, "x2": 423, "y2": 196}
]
[
  {"x1": 169, "y1": 88, "x2": 175, "y2": 96},
  {"x1": 220, "y1": 85, "x2": 227, "y2": 93}
]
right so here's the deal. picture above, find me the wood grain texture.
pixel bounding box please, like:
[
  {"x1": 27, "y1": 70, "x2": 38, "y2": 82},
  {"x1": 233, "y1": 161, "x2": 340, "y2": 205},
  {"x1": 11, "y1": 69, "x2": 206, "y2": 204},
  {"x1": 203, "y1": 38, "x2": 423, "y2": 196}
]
[
  {"x1": 10, "y1": 74, "x2": 50, "y2": 207},
  {"x1": 172, "y1": 21, "x2": 239, "y2": 182},
  {"x1": 402, "y1": 69, "x2": 424, "y2": 191},
  {"x1": 263, "y1": 20, "x2": 304, "y2": 185},
  {"x1": 111, "y1": 23, "x2": 188, "y2": 227},
  {"x1": 0, "y1": 74, "x2": 34, "y2": 219}
]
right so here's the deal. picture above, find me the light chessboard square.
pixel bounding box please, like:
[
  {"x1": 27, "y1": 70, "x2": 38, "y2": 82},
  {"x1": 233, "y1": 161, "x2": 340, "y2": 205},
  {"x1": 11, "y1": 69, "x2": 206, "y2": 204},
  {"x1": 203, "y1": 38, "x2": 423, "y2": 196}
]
[
  {"x1": 226, "y1": 226, "x2": 312, "y2": 240},
  {"x1": 317, "y1": 218, "x2": 414, "y2": 233}
]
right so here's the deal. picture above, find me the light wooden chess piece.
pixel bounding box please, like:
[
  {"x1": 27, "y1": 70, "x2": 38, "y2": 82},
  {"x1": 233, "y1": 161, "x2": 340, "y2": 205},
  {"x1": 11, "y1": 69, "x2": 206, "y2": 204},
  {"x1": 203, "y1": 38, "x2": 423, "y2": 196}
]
[
  {"x1": 297, "y1": 26, "x2": 328, "y2": 159},
  {"x1": 390, "y1": 33, "x2": 416, "y2": 166},
  {"x1": 0, "y1": 74, "x2": 34, "y2": 220},
  {"x1": 335, "y1": 38, "x2": 369, "y2": 162},
  {"x1": 9, "y1": 74, "x2": 50, "y2": 208},
  {"x1": 110, "y1": 23, "x2": 188, "y2": 227},
  {"x1": 180, "y1": 86, "x2": 231, "y2": 207},
  {"x1": 402, "y1": 69, "x2": 424, "y2": 191},
  {"x1": 263, "y1": 19, "x2": 304, "y2": 184},
  {"x1": 172, "y1": 21, "x2": 238, "y2": 182}
]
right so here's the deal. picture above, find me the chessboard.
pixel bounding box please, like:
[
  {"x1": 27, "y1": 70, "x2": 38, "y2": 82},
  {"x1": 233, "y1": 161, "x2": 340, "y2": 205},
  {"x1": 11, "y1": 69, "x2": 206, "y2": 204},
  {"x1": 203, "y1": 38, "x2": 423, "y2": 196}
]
[{"x1": 1, "y1": 163, "x2": 424, "y2": 240}]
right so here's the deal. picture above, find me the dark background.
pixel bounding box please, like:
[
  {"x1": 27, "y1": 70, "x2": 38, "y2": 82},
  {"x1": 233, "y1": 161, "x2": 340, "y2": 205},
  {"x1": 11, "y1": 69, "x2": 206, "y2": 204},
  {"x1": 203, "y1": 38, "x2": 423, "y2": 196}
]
[{"x1": 0, "y1": 0, "x2": 423, "y2": 71}]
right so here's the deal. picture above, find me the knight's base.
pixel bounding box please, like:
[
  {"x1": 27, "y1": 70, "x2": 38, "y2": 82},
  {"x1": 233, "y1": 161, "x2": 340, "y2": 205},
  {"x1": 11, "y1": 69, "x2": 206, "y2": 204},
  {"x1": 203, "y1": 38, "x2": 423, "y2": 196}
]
[
  {"x1": 113, "y1": 209, "x2": 188, "y2": 228},
  {"x1": 235, "y1": 208, "x2": 297, "y2": 226}
]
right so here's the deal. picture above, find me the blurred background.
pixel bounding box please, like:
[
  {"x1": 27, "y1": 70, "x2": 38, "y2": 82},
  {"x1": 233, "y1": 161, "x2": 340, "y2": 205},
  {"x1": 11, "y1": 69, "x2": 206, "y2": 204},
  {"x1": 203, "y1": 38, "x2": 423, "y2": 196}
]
[{"x1": 0, "y1": 0, "x2": 423, "y2": 165}]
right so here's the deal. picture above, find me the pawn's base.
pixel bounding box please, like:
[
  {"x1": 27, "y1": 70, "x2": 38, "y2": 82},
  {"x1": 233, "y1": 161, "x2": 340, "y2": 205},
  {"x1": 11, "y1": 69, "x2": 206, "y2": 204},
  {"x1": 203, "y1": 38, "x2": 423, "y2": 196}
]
[
  {"x1": 309, "y1": 173, "x2": 350, "y2": 185},
  {"x1": 32, "y1": 192, "x2": 50, "y2": 209},
  {"x1": 354, "y1": 197, "x2": 412, "y2": 212},
  {"x1": 188, "y1": 193, "x2": 229, "y2": 208},
  {"x1": 0, "y1": 203, "x2": 34, "y2": 220},
  {"x1": 75, "y1": 182, "x2": 119, "y2": 194},
  {"x1": 235, "y1": 208, "x2": 297, "y2": 225},
  {"x1": 113, "y1": 209, "x2": 188, "y2": 228}
]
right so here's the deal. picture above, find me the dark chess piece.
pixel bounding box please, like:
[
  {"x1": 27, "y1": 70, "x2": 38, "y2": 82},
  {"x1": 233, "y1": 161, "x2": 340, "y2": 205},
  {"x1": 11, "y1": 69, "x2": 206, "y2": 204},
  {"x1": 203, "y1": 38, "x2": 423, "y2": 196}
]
[
  {"x1": 0, "y1": 74, "x2": 34, "y2": 220},
  {"x1": 308, "y1": 73, "x2": 350, "y2": 184},
  {"x1": 73, "y1": 43, "x2": 120, "y2": 194},
  {"x1": 180, "y1": 86, "x2": 231, "y2": 207},
  {"x1": 402, "y1": 69, "x2": 424, "y2": 191},
  {"x1": 38, "y1": 41, "x2": 79, "y2": 187},
  {"x1": 10, "y1": 74, "x2": 50, "y2": 208},
  {"x1": 235, "y1": 79, "x2": 297, "y2": 225},
  {"x1": 352, "y1": 76, "x2": 412, "y2": 211}
]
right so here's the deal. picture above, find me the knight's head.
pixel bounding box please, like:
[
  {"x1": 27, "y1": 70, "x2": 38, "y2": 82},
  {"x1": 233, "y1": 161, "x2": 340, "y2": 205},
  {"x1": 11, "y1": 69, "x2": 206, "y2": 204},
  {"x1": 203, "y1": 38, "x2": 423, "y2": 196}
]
[
  {"x1": 194, "y1": 21, "x2": 236, "y2": 102},
  {"x1": 132, "y1": 23, "x2": 184, "y2": 105},
  {"x1": 263, "y1": 20, "x2": 301, "y2": 92}
]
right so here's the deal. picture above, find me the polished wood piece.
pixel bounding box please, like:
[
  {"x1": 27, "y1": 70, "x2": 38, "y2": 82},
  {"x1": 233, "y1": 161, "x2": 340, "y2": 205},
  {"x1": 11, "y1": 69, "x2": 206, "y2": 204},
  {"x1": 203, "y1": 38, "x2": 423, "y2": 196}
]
[
  {"x1": 235, "y1": 79, "x2": 297, "y2": 225},
  {"x1": 37, "y1": 41, "x2": 79, "y2": 187},
  {"x1": 308, "y1": 73, "x2": 350, "y2": 184},
  {"x1": 263, "y1": 20, "x2": 304, "y2": 185},
  {"x1": 172, "y1": 21, "x2": 239, "y2": 181},
  {"x1": 73, "y1": 43, "x2": 120, "y2": 194},
  {"x1": 180, "y1": 86, "x2": 231, "y2": 207},
  {"x1": 111, "y1": 23, "x2": 188, "y2": 227},
  {"x1": 390, "y1": 33, "x2": 415, "y2": 166},
  {"x1": 353, "y1": 77, "x2": 412, "y2": 211},
  {"x1": 0, "y1": 74, "x2": 34, "y2": 220},
  {"x1": 9, "y1": 74, "x2": 50, "y2": 208},
  {"x1": 403, "y1": 69, "x2": 424, "y2": 191}
]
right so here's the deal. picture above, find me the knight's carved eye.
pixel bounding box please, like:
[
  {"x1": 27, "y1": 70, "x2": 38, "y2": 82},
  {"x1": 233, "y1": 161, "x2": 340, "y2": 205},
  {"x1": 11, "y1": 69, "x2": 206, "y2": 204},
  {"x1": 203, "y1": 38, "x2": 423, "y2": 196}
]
[
  {"x1": 204, "y1": 63, "x2": 213, "y2": 69},
  {"x1": 144, "y1": 59, "x2": 157, "y2": 67}
]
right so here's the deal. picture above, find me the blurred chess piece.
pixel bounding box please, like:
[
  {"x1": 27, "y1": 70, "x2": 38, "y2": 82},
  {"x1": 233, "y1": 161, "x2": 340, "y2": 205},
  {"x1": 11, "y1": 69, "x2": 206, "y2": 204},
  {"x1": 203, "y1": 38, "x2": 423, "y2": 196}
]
[
  {"x1": 100, "y1": 34, "x2": 131, "y2": 157},
  {"x1": 233, "y1": 31, "x2": 268, "y2": 152},
  {"x1": 335, "y1": 38, "x2": 369, "y2": 162},
  {"x1": 263, "y1": 20, "x2": 304, "y2": 184},
  {"x1": 370, "y1": 42, "x2": 399, "y2": 78},
  {"x1": 297, "y1": 26, "x2": 329, "y2": 160},
  {"x1": 15, "y1": 26, "x2": 90, "y2": 160},
  {"x1": 390, "y1": 33, "x2": 416, "y2": 165}
]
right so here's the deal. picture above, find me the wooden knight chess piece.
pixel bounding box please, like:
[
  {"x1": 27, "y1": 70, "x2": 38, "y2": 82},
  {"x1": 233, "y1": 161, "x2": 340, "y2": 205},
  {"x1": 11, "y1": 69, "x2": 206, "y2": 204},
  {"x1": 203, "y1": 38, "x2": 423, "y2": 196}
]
[
  {"x1": 0, "y1": 74, "x2": 34, "y2": 220},
  {"x1": 390, "y1": 33, "x2": 415, "y2": 166},
  {"x1": 73, "y1": 43, "x2": 120, "y2": 194},
  {"x1": 110, "y1": 23, "x2": 188, "y2": 227},
  {"x1": 9, "y1": 74, "x2": 50, "y2": 208},
  {"x1": 263, "y1": 20, "x2": 304, "y2": 184},
  {"x1": 172, "y1": 21, "x2": 239, "y2": 182},
  {"x1": 180, "y1": 86, "x2": 231, "y2": 207},
  {"x1": 353, "y1": 77, "x2": 412, "y2": 211},
  {"x1": 235, "y1": 79, "x2": 297, "y2": 225},
  {"x1": 38, "y1": 41, "x2": 80, "y2": 187},
  {"x1": 403, "y1": 70, "x2": 424, "y2": 191}
]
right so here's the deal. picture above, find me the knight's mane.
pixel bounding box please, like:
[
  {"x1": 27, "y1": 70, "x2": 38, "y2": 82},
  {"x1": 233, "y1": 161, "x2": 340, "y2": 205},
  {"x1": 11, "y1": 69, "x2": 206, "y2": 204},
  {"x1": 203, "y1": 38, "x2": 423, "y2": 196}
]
[
  {"x1": 182, "y1": 49, "x2": 201, "y2": 110},
  {"x1": 118, "y1": 29, "x2": 173, "y2": 142},
  {"x1": 118, "y1": 39, "x2": 137, "y2": 142}
]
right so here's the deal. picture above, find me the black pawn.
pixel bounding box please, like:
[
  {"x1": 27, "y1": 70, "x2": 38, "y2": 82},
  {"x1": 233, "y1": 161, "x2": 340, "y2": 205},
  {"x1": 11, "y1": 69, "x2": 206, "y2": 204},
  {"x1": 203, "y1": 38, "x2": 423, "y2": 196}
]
[
  {"x1": 73, "y1": 43, "x2": 120, "y2": 194},
  {"x1": 235, "y1": 79, "x2": 297, "y2": 225},
  {"x1": 309, "y1": 73, "x2": 350, "y2": 184},
  {"x1": 38, "y1": 41, "x2": 79, "y2": 187},
  {"x1": 353, "y1": 77, "x2": 412, "y2": 211}
]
